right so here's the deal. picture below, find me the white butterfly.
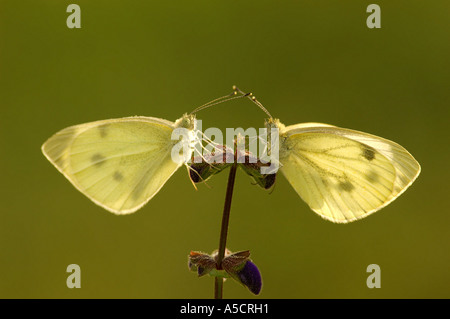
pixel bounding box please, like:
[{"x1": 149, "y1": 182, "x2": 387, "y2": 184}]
[
  {"x1": 266, "y1": 118, "x2": 421, "y2": 223},
  {"x1": 42, "y1": 114, "x2": 198, "y2": 214}
]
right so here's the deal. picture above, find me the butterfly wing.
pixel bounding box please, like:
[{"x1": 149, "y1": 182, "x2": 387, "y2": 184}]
[
  {"x1": 42, "y1": 116, "x2": 185, "y2": 214},
  {"x1": 279, "y1": 123, "x2": 421, "y2": 223}
]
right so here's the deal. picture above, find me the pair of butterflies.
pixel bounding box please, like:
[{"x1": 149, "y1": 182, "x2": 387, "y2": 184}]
[{"x1": 42, "y1": 94, "x2": 421, "y2": 223}]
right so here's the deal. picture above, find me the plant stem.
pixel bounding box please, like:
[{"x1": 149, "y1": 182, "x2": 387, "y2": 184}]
[
  {"x1": 214, "y1": 276, "x2": 223, "y2": 299},
  {"x1": 214, "y1": 162, "x2": 238, "y2": 299}
]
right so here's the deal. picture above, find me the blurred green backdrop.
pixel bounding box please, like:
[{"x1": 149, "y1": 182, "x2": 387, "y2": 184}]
[{"x1": 1, "y1": 0, "x2": 449, "y2": 298}]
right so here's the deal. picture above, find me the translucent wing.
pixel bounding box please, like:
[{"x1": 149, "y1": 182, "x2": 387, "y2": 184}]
[
  {"x1": 279, "y1": 122, "x2": 421, "y2": 223},
  {"x1": 42, "y1": 116, "x2": 188, "y2": 214}
]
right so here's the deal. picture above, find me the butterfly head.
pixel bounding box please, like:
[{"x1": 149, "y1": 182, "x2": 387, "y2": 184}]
[
  {"x1": 175, "y1": 113, "x2": 197, "y2": 131},
  {"x1": 265, "y1": 118, "x2": 285, "y2": 132}
]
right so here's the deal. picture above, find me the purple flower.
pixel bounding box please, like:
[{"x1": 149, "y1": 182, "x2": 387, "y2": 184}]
[{"x1": 188, "y1": 249, "x2": 263, "y2": 295}]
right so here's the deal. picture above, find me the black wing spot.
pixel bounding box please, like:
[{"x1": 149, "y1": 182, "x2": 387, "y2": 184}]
[
  {"x1": 362, "y1": 146, "x2": 376, "y2": 161},
  {"x1": 91, "y1": 153, "x2": 106, "y2": 167},
  {"x1": 366, "y1": 171, "x2": 379, "y2": 183},
  {"x1": 339, "y1": 180, "x2": 355, "y2": 192},
  {"x1": 113, "y1": 171, "x2": 124, "y2": 181},
  {"x1": 98, "y1": 124, "x2": 109, "y2": 138}
]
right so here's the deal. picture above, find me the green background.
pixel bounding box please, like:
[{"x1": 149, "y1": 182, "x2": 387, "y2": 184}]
[{"x1": 1, "y1": 0, "x2": 449, "y2": 298}]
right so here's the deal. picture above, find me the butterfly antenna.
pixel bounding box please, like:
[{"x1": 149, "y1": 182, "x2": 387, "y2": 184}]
[
  {"x1": 190, "y1": 86, "x2": 273, "y2": 118},
  {"x1": 189, "y1": 89, "x2": 246, "y2": 115},
  {"x1": 232, "y1": 85, "x2": 273, "y2": 118}
]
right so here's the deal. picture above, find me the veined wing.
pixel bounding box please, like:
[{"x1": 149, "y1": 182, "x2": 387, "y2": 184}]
[
  {"x1": 42, "y1": 117, "x2": 183, "y2": 214},
  {"x1": 279, "y1": 123, "x2": 420, "y2": 223}
]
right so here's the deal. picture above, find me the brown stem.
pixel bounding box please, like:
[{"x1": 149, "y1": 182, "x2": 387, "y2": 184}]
[{"x1": 214, "y1": 162, "x2": 238, "y2": 299}]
